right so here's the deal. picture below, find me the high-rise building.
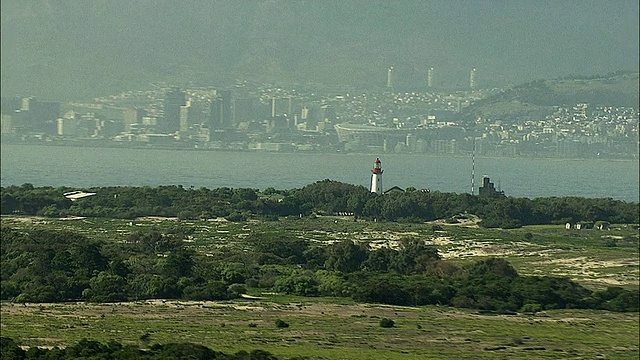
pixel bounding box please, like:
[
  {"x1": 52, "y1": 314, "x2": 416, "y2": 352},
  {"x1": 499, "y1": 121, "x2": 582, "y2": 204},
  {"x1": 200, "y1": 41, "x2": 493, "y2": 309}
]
[
  {"x1": 209, "y1": 98, "x2": 223, "y2": 129},
  {"x1": 386, "y1": 66, "x2": 394, "y2": 91},
  {"x1": 270, "y1": 97, "x2": 293, "y2": 118},
  {"x1": 427, "y1": 67, "x2": 434, "y2": 88},
  {"x1": 20, "y1": 97, "x2": 32, "y2": 111},
  {"x1": 470, "y1": 68, "x2": 477, "y2": 89},
  {"x1": 18, "y1": 97, "x2": 60, "y2": 135},
  {"x1": 160, "y1": 88, "x2": 186, "y2": 133},
  {"x1": 209, "y1": 90, "x2": 232, "y2": 129},
  {"x1": 57, "y1": 117, "x2": 78, "y2": 136},
  {"x1": 122, "y1": 108, "x2": 145, "y2": 132},
  {"x1": 179, "y1": 100, "x2": 191, "y2": 132},
  {"x1": 302, "y1": 105, "x2": 320, "y2": 130},
  {"x1": 233, "y1": 98, "x2": 256, "y2": 125}
]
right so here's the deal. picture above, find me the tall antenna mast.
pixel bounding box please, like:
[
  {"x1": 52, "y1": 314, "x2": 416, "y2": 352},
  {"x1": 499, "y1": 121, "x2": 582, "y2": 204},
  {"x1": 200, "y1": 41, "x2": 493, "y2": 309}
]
[{"x1": 471, "y1": 138, "x2": 476, "y2": 195}]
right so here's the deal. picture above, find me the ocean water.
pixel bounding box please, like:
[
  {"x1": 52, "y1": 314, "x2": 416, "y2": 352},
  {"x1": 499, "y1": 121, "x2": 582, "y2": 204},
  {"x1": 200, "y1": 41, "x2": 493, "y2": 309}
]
[{"x1": 1, "y1": 143, "x2": 638, "y2": 202}]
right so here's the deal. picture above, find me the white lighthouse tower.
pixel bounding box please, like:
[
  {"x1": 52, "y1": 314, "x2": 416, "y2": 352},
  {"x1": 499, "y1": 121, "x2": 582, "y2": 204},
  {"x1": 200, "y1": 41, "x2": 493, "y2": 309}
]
[{"x1": 370, "y1": 157, "x2": 384, "y2": 194}]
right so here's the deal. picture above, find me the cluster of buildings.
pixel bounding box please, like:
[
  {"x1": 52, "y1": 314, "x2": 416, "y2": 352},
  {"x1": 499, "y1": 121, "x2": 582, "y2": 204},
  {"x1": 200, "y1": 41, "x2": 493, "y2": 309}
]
[
  {"x1": 333, "y1": 100, "x2": 637, "y2": 158},
  {"x1": 0, "y1": 97, "x2": 60, "y2": 136},
  {"x1": 470, "y1": 104, "x2": 638, "y2": 158},
  {"x1": 1, "y1": 75, "x2": 637, "y2": 159}
]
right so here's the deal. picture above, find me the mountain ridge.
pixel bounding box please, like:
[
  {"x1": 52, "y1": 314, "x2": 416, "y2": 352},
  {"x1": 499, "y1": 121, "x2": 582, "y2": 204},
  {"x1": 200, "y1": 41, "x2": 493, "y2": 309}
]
[{"x1": 1, "y1": 0, "x2": 638, "y2": 101}]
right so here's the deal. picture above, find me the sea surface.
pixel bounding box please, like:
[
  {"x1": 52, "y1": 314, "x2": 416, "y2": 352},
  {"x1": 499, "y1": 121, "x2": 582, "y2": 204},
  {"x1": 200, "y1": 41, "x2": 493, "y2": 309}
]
[{"x1": 1, "y1": 143, "x2": 638, "y2": 202}]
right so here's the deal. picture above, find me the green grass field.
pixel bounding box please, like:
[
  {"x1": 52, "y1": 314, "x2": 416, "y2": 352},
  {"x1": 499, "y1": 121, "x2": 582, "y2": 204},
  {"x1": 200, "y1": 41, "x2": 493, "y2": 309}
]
[
  {"x1": 1, "y1": 215, "x2": 638, "y2": 359},
  {"x1": 1, "y1": 299, "x2": 639, "y2": 359}
]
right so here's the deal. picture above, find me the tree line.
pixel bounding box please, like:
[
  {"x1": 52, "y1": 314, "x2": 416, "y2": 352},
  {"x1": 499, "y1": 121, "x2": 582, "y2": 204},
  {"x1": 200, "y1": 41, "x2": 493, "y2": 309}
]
[
  {"x1": 1, "y1": 226, "x2": 637, "y2": 313},
  {"x1": 2, "y1": 181, "x2": 638, "y2": 227}
]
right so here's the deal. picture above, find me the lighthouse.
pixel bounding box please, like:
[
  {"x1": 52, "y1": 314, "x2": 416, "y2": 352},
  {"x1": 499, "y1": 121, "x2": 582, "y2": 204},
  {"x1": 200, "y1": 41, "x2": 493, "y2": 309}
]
[{"x1": 370, "y1": 158, "x2": 384, "y2": 194}]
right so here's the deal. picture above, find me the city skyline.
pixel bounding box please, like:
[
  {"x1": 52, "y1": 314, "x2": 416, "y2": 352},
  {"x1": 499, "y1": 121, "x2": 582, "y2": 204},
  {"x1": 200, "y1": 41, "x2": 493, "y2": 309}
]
[{"x1": 1, "y1": 70, "x2": 637, "y2": 161}]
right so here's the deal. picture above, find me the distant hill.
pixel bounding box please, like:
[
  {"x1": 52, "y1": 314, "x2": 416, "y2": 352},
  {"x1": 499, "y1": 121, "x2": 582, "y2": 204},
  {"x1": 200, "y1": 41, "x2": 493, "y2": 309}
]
[
  {"x1": 1, "y1": 1, "x2": 638, "y2": 101},
  {"x1": 462, "y1": 72, "x2": 640, "y2": 120}
]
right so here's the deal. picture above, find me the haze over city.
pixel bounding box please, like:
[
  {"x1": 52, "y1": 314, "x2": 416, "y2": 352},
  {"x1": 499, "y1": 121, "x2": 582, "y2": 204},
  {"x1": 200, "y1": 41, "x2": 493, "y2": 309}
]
[{"x1": 2, "y1": 0, "x2": 638, "y2": 100}]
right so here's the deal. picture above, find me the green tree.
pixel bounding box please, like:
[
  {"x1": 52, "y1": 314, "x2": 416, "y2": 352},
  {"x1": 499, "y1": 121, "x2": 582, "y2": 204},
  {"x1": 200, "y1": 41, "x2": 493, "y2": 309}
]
[
  {"x1": 351, "y1": 274, "x2": 411, "y2": 305},
  {"x1": 0, "y1": 337, "x2": 25, "y2": 360},
  {"x1": 273, "y1": 272, "x2": 319, "y2": 296},
  {"x1": 253, "y1": 234, "x2": 308, "y2": 264},
  {"x1": 83, "y1": 271, "x2": 127, "y2": 302},
  {"x1": 163, "y1": 249, "x2": 195, "y2": 278},
  {"x1": 315, "y1": 270, "x2": 350, "y2": 297},
  {"x1": 390, "y1": 239, "x2": 440, "y2": 275},
  {"x1": 325, "y1": 240, "x2": 368, "y2": 273},
  {"x1": 455, "y1": 258, "x2": 520, "y2": 311},
  {"x1": 362, "y1": 247, "x2": 396, "y2": 272}
]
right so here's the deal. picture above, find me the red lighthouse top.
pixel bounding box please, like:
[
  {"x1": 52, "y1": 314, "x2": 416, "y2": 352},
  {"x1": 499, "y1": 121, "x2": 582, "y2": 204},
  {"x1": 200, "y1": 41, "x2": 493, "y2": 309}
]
[{"x1": 372, "y1": 157, "x2": 383, "y2": 174}]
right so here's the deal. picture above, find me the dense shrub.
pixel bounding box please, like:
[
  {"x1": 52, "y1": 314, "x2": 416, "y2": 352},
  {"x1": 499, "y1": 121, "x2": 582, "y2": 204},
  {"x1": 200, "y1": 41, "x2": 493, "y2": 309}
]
[
  {"x1": 379, "y1": 318, "x2": 395, "y2": 328},
  {"x1": 274, "y1": 319, "x2": 289, "y2": 328}
]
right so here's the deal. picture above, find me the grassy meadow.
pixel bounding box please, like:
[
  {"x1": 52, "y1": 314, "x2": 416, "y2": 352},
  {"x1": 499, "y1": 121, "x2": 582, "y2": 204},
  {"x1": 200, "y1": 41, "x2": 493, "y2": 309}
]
[
  {"x1": 2, "y1": 298, "x2": 638, "y2": 359},
  {"x1": 1, "y1": 215, "x2": 638, "y2": 359}
]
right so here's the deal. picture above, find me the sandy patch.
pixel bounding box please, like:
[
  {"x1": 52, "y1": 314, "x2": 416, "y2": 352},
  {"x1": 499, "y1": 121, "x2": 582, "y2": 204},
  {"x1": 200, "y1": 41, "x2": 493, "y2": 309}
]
[
  {"x1": 1, "y1": 216, "x2": 50, "y2": 224},
  {"x1": 540, "y1": 257, "x2": 639, "y2": 269},
  {"x1": 141, "y1": 299, "x2": 266, "y2": 312},
  {"x1": 135, "y1": 216, "x2": 179, "y2": 221},
  {"x1": 438, "y1": 240, "x2": 546, "y2": 259},
  {"x1": 530, "y1": 257, "x2": 639, "y2": 286},
  {"x1": 430, "y1": 236, "x2": 454, "y2": 245},
  {"x1": 429, "y1": 214, "x2": 482, "y2": 228}
]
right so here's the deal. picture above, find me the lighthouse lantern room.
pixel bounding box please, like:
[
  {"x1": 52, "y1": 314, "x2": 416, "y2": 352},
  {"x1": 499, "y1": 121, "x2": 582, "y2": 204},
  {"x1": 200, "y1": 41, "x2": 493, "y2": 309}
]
[{"x1": 370, "y1": 157, "x2": 384, "y2": 194}]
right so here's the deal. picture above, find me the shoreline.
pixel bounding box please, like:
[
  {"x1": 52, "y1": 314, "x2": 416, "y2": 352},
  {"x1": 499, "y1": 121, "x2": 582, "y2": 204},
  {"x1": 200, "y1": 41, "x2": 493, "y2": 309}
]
[{"x1": 1, "y1": 138, "x2": 637, "y2": 162}]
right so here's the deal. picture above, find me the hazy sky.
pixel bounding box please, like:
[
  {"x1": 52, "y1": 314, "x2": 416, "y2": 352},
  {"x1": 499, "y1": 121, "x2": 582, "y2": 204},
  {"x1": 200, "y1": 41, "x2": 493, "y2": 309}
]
[{"x1": 1, "y1": 0, "x2": 638, "y2": 99}]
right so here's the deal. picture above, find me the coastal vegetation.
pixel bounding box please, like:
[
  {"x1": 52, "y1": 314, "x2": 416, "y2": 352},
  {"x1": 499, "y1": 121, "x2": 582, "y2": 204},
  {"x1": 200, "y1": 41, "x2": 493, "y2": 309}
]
[
  {"x1": 1, "y1": 224, "x2": 636, "y2": 312},
  {"x1": 1, "y1": 182, "x2": 638, "y2": 358},
  {"x1": 2, "y1": 181, "x2": 638, "y2": 227}
]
